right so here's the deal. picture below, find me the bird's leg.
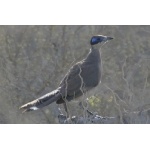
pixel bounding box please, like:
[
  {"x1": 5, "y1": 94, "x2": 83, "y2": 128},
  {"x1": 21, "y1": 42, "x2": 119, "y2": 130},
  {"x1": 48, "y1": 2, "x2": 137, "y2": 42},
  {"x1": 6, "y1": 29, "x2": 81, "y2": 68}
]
[
  {"x1": 79, "y1": 98, "x2": 94, "y2": 117},
  {"x1": 62, "y1": 101, "x2": 72, "y2": 124},
  {"x1": 57, "y1": 102, "x2": 72, "y2": 123},
  {"x1": 57, "y1": 104, "x2": 68, "y2": 124},
  {"x1": 63, "y1": 102, "x2": 69, "y2": 117},
  {"x1": 57, "y1": 102, "x2": 70, "y2": 117},
  {"x1": 86, "y1": 109, "x2": 94, "y2": 116},
  {"x1": 58, "y1": 105, "x2": 63, "y2": 114},
  {"x1": 85, "y1": 98, "x2": 94, "y2": 116}
]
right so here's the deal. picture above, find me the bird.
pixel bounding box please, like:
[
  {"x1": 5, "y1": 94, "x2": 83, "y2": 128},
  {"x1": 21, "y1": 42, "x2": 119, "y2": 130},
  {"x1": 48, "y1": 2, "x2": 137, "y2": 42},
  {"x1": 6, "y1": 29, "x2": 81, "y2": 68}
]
[{"x1": 20, "y1": 35, "x2": 113, "y2": 113}]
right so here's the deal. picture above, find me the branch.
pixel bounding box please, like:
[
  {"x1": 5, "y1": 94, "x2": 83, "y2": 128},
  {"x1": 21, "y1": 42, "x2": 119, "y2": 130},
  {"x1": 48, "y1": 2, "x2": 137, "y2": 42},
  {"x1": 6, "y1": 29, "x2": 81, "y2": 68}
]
[{"x1": 58, "y1": 113, "x2": 117, "y2": 124}]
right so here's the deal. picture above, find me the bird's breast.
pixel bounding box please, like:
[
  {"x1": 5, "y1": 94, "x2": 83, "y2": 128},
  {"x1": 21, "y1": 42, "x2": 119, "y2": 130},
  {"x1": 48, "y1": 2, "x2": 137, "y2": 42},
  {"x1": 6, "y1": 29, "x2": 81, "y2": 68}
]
[{"x1": 81, "y1": 62, "x2": 101, "y2": 88}]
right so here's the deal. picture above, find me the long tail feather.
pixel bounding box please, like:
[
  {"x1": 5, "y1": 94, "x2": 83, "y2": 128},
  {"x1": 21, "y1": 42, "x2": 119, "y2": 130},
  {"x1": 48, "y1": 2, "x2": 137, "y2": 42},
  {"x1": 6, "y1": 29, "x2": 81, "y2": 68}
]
[{"x1": 19, "y1": 89, "x2": 61, "y2": 113}]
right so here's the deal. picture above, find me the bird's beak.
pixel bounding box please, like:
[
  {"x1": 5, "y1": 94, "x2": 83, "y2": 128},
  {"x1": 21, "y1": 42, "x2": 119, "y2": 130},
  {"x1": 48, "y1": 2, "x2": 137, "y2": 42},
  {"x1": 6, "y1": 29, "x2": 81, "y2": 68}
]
[
  {"x1": 98, "y1": 36, "x2": 113, "y2": 43},
  {"x1": 102, "y1": 36, "x2": 113, "y2": 42},
  {"x1": 106, "y1": 36, "x2": 113, "y2": 40}
]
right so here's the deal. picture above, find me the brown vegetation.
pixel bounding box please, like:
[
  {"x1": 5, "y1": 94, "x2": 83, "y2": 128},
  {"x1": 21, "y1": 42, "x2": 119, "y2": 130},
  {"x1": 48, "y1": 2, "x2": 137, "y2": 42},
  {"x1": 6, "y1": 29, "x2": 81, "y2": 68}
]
[{"x1": 0, "y1": 25, "x2": 150, "y2": 123}]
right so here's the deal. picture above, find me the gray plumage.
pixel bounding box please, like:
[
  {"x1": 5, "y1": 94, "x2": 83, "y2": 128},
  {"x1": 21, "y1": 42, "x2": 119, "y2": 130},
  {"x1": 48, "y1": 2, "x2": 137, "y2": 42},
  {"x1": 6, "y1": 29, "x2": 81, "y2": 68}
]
[{"x1": 20, "y1": 35, "x2": 113, "y2": 112}]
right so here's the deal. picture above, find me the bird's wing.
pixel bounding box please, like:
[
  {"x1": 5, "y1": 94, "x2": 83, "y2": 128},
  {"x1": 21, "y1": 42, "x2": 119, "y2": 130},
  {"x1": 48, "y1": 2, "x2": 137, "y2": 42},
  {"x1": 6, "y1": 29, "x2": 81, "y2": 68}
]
[
  {"x1": 59, "y1": 61, "x2": 83, "y2": 88},
  {"x1": 58, "y1": 60, "x2": 96, "y2": 97}
]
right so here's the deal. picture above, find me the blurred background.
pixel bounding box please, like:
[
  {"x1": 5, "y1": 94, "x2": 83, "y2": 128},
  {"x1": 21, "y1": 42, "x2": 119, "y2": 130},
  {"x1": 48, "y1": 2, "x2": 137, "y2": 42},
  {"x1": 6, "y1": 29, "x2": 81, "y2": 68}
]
[{"x1": 0, "y1": 25, "x2": 150, "y2": 123}]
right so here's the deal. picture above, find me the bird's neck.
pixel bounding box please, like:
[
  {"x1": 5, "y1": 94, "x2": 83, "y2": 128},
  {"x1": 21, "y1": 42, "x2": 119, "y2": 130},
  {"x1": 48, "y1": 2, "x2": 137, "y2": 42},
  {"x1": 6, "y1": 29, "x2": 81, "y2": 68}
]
[
  {"x1": 84, "y1": 45, "x2": 101, "y2": 63},
  {"x1": 91, "y1": 44, "x2": 101, "y2": 50}
]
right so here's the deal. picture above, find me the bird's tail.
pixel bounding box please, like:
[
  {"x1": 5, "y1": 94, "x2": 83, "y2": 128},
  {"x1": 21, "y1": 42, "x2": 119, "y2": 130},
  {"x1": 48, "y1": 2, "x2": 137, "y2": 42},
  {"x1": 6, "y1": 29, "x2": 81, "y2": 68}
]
[{"x1": 19, "y1": 89, "x2": 62, "y2": 113}]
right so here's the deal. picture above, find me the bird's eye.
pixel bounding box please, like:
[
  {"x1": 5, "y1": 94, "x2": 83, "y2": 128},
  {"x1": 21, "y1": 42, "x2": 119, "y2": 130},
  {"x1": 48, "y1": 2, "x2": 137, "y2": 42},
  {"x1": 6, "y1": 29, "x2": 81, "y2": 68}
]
[{"x1": 90, "y1": 37, "x2": 101, "y2": 45}]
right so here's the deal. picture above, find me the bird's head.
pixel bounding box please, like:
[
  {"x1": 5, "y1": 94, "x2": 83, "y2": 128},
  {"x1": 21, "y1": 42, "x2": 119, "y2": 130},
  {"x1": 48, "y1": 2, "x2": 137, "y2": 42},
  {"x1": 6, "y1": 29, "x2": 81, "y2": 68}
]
[{"x1": 90, "y1": 35, "x2": 113, "y2": 45}]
